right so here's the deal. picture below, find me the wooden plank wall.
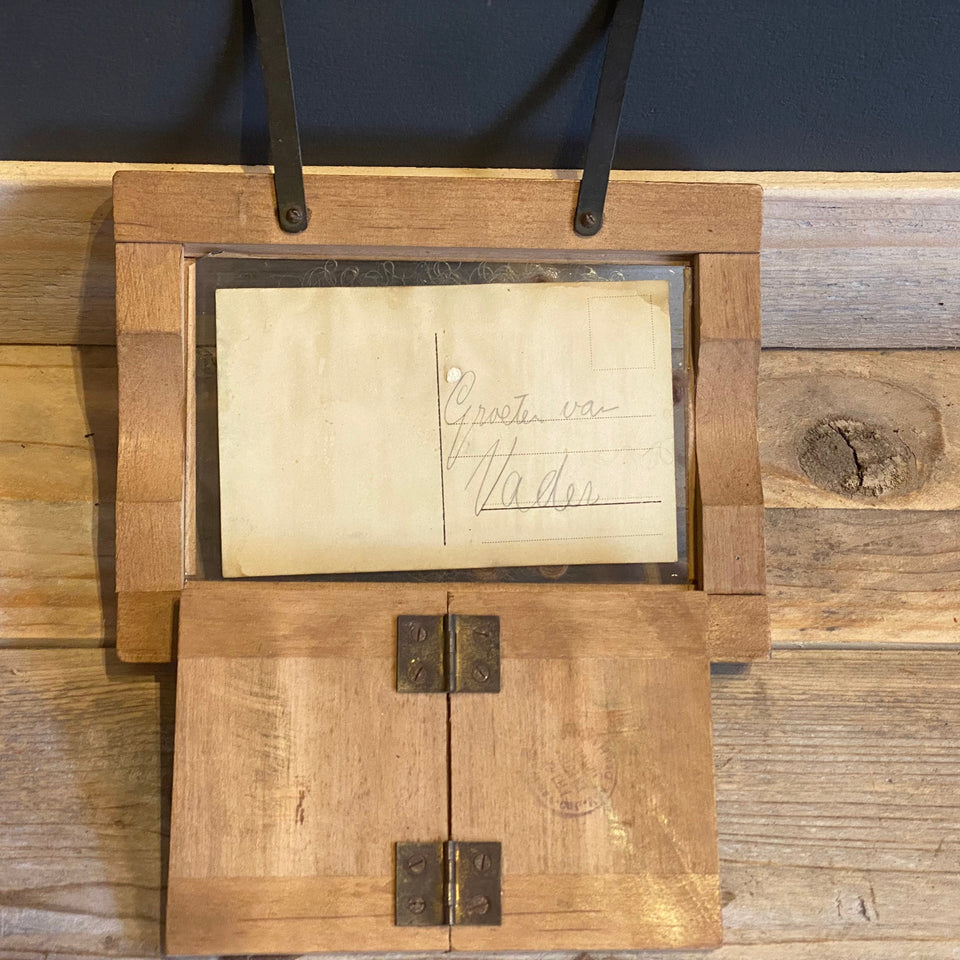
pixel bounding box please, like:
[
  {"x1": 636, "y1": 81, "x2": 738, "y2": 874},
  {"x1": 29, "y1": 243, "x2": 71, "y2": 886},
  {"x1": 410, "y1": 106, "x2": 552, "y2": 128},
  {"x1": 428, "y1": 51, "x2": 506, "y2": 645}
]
[{"x1": 2, "y1": 163, "x2": 960, "y2": 959}]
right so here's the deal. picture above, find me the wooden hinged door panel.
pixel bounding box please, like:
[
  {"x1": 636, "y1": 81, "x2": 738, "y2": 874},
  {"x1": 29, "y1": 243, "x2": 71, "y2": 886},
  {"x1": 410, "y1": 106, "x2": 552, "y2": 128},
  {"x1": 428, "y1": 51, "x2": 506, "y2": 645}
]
[
  {"x1": 449, "y1": 584, "x2": 721, "y2": 951},
  {"x1": 166, "y1": 581, "x2": 450, "y2": 956}
]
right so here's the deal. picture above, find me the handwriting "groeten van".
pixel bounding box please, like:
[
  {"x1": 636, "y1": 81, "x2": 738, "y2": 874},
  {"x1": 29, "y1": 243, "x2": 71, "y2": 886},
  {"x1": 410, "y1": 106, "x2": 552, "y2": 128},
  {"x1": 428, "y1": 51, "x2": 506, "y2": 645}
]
[{"x1": 442, "y1": 369, "x2": 621, "y2": 516}]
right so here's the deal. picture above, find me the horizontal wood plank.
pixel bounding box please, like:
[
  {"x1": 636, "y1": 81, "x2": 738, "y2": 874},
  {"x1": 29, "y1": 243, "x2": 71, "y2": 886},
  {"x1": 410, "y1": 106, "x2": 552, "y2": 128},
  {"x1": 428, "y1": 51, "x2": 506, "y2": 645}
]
[
  {"x1": 0, "y1": 346, "x2": 116, "y2": 645},
  {"x1": 166, "y1": 877, "x2": 449, "y2": 955},
  {"x1": 5, "y1": 163, "x2": 960, "y2": 348},
  {"x1": 447, "y1": 583, "x2": 708, "y2": 658},
  {"x1": 0, "y1": 345, "x2": 116, "y2": 502},
  {"x1": 0, "y1": 649, "x2": 172, "y2": 958},
  {"x1": 761, "y1": 186, "x2": 960, "y2": 248},
  {"x1": 0, "y1": 177, "x2": 116, "y2": 344},
  {"x1": 178, "y1": 581, "x2": 447, "y2": 658},
  {"x1": 760, "y1": 349, "x2": 960, "y2": 510},
  {"x1": 766, "y1": 508, "x2": 960, "y2": 646},
  {"x1": 112, "y1": 172, "x2": 762, "y2": 255},
  {"x1": 3, "y1": 344, "x2": 958, "y2": 647},
  {"x1": 3, "y1": 648, "x2": 959, "y2": 956},
  {"x1": 452, "y1": 874, "x2": 721, "y2": 951}
]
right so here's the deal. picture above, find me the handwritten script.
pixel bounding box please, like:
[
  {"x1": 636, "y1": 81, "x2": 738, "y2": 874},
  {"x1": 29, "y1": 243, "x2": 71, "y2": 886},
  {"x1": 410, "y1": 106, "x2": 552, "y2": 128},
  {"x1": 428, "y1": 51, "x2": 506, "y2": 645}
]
[{"x1": 216, "y1": 280, "x2": 678, "y2": 576}]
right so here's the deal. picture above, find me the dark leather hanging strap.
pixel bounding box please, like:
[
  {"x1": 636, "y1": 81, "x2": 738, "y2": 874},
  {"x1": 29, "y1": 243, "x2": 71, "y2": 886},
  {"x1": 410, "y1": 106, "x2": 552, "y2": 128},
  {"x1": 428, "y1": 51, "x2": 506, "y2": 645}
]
[
  {"x1": 574, "y1": 0, "x2": 646, "y2": 237},
  {"x1": 252, "y1": 0, "x2": 309, "y2": 233}
]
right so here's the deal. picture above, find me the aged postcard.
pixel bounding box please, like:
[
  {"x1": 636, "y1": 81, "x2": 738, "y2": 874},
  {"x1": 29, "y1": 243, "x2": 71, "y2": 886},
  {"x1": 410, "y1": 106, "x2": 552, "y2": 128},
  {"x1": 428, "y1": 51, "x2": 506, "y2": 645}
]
[{"x1": 216, "y1": 281, "x2": 677, "y2": 576}]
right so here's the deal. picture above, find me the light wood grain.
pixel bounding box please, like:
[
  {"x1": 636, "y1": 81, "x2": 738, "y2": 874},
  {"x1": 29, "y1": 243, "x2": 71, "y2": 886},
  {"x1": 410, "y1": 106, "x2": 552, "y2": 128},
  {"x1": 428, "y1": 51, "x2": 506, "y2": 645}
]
[
  {"x1": 0, "y1": 345, "x2": 116, "y2": 501},
  {"x1": 114, "y1": 501, "x2": 183, "y2": 593},
  {"x1": 712, "y1": 649, "x2": 960, "y2": 954},
  {"x1": 450, "y1": 583, "x2": 709, "y2": 658},
  {"x1": 114, "y1": 243, "x2": 185, "y2": 660},
  {"x1": 708, "y1": 594, "x2": 771, "y2": 661},
  {"x1": 171, "y1": 581, "x2": 721, "y2": 950},
  {"x1": 0, "y1": 175, "x2": 116, "y2": 344},
  {"x1": 115, "y1": 244, "x2": 184, "y2": 335},
  {"x1": 696, "y1": 339, "x2": 764, "y2": 509},
  {"x1": 695, "y1": 337, "x2": 766, "y2": 598},
  {"x1": 761, "y1": 186, "x2": 960, "y2": 247},
  {"x1": 0, "y1": 649, "x2": 172, "y2": 958},
  {"x1": 178, "y1": 581, "x2": 447, "y2": 657},
  {"x1": 697, "y1": 254, "x2": 762, "y2": 341},
  {"x1": 694, "y1": 254, "x2": 766, "y2": 609},
  {"x1": 0, "y1": 346, "x2": 116, "y2": 645},
  {"x1": 6, "y1": 163, "x2": 960, "y2": 348},
  {"x1": 5, "y1": 344, "x2": 959, "y2": 648},
  {"x1": 9, "y1": 505, "x2": 954, "y2": 649},
  {"x1": 700, "y1": 503, "x2": 767, "y2": 597},
  {"x1": 167, "y1": 877, "x2": 448, "y2": 955},
  {"x1": 760, "y1": 245, "x2": 960, "y2": 348},
  {"x1": 760, "y1": 349, "x2": 960, "y2": 510},
  {"x1": 5, "y1": 648, "x2": 960, "y2": 957},
  {"x1": 113, "y1": 172, "x2": 762, "y2": 256},
  {"x1": 0, "y1": 500, "x2": 115, "y2": 645},
  {"x1": 168, "y1": 613, "x2": 449, "y2": 953},
  {"x1": 178, "y1": 581, "x2": 706, "y2": 658},
  {"x1": 449, "y1": 584, "x2": 719, "y2": 950},
  {"x1": 766, "y1": 507, "x2": 960, "y2": 646},
  {"x1": 456, "y1": 874, "x2": 721, "y2": 951},
  {"x1": 116, "y1": 591, "x2": 179, "y2": 662},
  {"x1": 115, "y1": 332, "x2": 184, "y2": 503}
]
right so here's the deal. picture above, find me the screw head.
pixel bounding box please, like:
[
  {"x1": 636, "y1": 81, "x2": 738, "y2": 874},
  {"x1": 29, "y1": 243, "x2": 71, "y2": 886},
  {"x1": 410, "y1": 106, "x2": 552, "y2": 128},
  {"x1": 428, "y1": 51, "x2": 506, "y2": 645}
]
[
  {"x1": 406, "y1": 854, "x2": 427, "y2": 876},
  {"x1": 407, "y1": 896, "x2": 426, "y2": 915},
  {"x1": 473, "y1": 852, "x2": 491, "y2": 873},
  {"x1": 283, "y1": 205, "x2": 305, "y2": 227},
  {"x1": 408, "y1": 662, "x2": 427, "y2": 684},
  {"x1": 464, "y1": 894, "x2": 490, "y2": 916},
  {"x1": 415, "y1": 625, "x2": 427, "y2": 643},
  {"x1": 578, "y1": 210, "x2": 597, "y2": 230},
  {"x1": 471, "y1": 663, "x2": 490, "y2": 684}
]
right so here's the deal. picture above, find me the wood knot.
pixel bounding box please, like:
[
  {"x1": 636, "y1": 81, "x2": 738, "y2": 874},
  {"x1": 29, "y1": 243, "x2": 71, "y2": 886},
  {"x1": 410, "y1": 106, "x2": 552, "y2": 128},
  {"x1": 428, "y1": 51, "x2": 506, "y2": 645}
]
[{"x1": 798, "y1": 418, "x2": 917, "y2": 498}]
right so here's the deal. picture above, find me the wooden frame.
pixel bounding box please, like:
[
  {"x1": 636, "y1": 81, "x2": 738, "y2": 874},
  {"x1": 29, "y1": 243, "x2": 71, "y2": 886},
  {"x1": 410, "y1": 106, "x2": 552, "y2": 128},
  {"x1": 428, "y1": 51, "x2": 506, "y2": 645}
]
[
  {"x1": 113, "y1": 170, "x2": 766, "y2": 953},
  {"x1": 112, "y1": 170, "x2": 766, "y2": 662}
]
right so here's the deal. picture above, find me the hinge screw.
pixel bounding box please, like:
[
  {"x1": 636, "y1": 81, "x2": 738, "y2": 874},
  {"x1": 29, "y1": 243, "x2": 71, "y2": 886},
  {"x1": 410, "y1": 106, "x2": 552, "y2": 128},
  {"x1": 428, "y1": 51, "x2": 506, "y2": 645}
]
[
  {"x1": 407, "y1": 896, "x2": 426, "y2": 915},
  {"x1": 409, "y1": 662, "x2": 427, "y2": 685},
  {"x1": 473, "y1": 852, "x2": 491, "y2": 873},
  {"x1": 472, "y1": 663, "x2": 490, "y2": 684},
  {"x1": 406, "y1": 854, "x2": 427, "y2": 875},
  {"x1": 464, "y1": 894, "x2": 490, "y2": 916}
]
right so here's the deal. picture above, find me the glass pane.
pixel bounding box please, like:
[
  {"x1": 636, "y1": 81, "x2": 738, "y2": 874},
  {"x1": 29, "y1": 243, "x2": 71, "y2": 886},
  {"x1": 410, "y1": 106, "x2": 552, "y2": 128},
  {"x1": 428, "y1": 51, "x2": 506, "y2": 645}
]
[{"x1": 194, "y1": 257, "x2": 691, "y2": 585}]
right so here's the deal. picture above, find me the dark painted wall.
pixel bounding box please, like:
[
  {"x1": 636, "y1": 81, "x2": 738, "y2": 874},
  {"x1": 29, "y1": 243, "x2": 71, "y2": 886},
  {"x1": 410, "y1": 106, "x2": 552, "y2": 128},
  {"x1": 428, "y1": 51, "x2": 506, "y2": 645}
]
[{"x1": 3, "y1": 0, "x2": 959, "y2": 170}]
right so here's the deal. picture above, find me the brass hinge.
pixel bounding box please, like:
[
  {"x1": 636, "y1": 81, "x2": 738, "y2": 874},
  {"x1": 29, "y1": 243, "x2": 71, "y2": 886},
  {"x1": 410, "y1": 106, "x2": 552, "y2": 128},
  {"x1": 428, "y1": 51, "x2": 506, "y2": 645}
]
[
  {"x1": 397, "y1": 614, "x2": 500, "y2": 693},
  {"x1": 396, "y1": 841, "x2": 502, "y2": 926}
]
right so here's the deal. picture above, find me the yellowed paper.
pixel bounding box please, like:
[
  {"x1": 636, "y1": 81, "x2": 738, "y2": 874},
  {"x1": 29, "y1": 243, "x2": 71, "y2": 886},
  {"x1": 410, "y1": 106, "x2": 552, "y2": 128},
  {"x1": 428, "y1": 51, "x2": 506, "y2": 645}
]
[{"x1": 216, "y1": 281, "x2": 677, "y2": 576}]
